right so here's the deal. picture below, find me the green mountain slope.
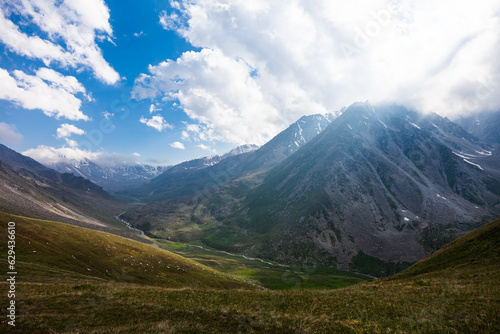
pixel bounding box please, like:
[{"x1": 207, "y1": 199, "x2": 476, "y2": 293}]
[
  {"x1": 392, "y1": 217, "x2": 500, "y2": 280},
  {"x1": 0, "y1": 212, "x2": 253, "y2": 289},
  {"x1": 0, "y1": 216, "x2": 498, "y2": 333}
]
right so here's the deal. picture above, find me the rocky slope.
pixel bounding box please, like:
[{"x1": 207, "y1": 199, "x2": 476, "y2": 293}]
[
  {"x1": 121, "y1": 103, "x2": 500, "y2": 276},
  {"x1": 0, "y1": 144, "x2": 126, "y2": 229},
  {"x1": 206, "y1": 103, "x2": 499, "y2": 275}
]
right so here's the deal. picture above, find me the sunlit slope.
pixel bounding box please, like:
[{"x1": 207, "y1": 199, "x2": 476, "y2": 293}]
[{"x1": 0, "y1": 212, "x2": 253, "y2": 289}]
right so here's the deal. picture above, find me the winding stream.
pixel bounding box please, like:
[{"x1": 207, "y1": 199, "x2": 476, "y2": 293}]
[
  {"x1": 115, "y1": 212, "x2": 288, "y2": 268},
  {"x1": 115, "y1": 212, "x2": 145, "y2": 236},
  {"x1": 186, "y1": 244, "x2": 289, "y2": 268}
]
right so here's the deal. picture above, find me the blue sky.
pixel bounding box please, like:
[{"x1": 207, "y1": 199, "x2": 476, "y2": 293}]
[
  {"x1": 0, "y1": 0, "x2": 213, "y2": 166},
  {"x1": 0, "y1": 0, "x2": 499, "y2": 167}
]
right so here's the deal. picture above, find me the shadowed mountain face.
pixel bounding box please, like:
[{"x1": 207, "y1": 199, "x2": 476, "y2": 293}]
[
  {"x1": 129, "y1": 102, "x2": 499, "y2": 276},
  {"x1": 0, "y1": 144, "x2": 125, "y2": 228},
  {"x1": 118, "y1": 113, "x2": 338, "y2": 202},
  {"x1": 212, "y1": 103, "x2": 499, "y2": 274}
]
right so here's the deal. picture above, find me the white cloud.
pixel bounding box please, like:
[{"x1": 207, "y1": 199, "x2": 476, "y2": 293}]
[
  {"x1": 0, "y1": 122, "x2": 23, "y2": 144},
  {"x1": 133, "y1": 49, "x2": 287, "y2": 145},
  {"x1": 132, "y1": 152, "x2": 141, "y2": 157},
  {"x1": 0, "y1": 7, "x2": 67, "y2": 65},
  {"x1": 102, "y1": 111, "x2": 114, "y2": 119},
  {"x1": 23, "y1": 145, "x2": 138, "y2": 167},
  {"x1": 0, "y1": 1, "x2": 119, "y2": 84},
  {"x1": 23, "y1": 145, "x2": 100, "y2": 165},
  {"x1": 139, "y1": 115, "x2": 173, "y2": 132},
  {"x1": 0, "y1": 68, "x2": 89, "y2": 121},
  {"x1": 133, "y1": 31, "x2": 144, "y2": 38},
  {"x1": 65, "y1": 138, "x2": 79, "y2": 148},
  {"x1": 149, "y1": 104, "x2": 160, "y2": 113},
  {"x1": 159, "y1": 6, "x2": 183, "y2": 31},
  {"x1": 179, "y1": 122, "x2": 212, "y2": 142},
  {"x1": 36, "y1": 68, "x2": 86, "y2": 94},
  {"x1": 133, "y1": 0, "x2": 500, "y2": 144},
  {"x1": 170, "y1": 141, "x2": 185, "y2": 149},
  {"x1": 185, "y1": 123, "x2": 201, "y2": 133},
  {"x1": 56, "y1": 124, "x2": 85, "y2": 138},
  {"x1": 196, "y1": 143, "x2": 215, "y2": 153}
]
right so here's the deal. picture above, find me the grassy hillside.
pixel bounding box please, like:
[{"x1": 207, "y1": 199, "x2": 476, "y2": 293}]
[
  {"x1": 0, "y1": 212, "x2": 253, "y2": 289},
  {"x1": 392, "y1": 217, "x2": 500, "y2": 280},
  {"x1": 0, "y1": 216, "x2": 498, "y2": 333}
]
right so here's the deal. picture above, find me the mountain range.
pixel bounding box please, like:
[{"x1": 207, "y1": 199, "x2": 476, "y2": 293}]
[
  {"x1": 159, "y1": 144, "x2": 259, "y2": 175},
  {"x1": 0, "y1": 144, "x2": 127, "y2": 233},
  {"x1": 40, "y1": 159, "x2": 170, "y2": 193},
  {"x1": 221, "y1": 103, "x2": 499, "y2": 273},
  {"x1": 118, "y1": 112, "x2": 340, "y2": 202},
  {"x1": 121, "y1": 103, "x2": 500, "y2": 276},
  {"x1": 1, "y1": 102, "x2": 499, "y2": 277},
  {"x1": 33, "y1": 144, "x2": 260, "y2": 195}
]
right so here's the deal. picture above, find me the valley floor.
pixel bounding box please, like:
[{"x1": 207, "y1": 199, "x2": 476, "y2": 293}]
[{"x1": 155, "y1": 239, "x2": 372, "y2": 290}]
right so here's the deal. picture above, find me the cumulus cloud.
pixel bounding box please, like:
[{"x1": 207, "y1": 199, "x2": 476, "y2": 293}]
[
  {"x1": 0, "y1": 0, "x2": 119, "y2": 84},
  {"x1": 139, "y1": 115, "x2": 173, "y2": 132},
  {"x1": 23, "y1": 145, "x2": 138, "y2": 167},
  {"x1": 133, "y1": 49, "x2": 287, "y2": 145},
  {"x1": 0, "y1": 1, "x2": 118, "y2": 122},
  {"x1": 0, "y1": 68, "x2": 89, "y2": 121},
  {"x1": 0, "y1": 122, "x2": 23, "y2": 144},
  {"x1": 56, "y1": 123, "x2": 85, "y2": 138},
  {"x1": 170, "y1": 141, "x2": 185, "y2": 149},
  {"x1": 133, "y1": 0, "x2": 500, "y2": 145}
]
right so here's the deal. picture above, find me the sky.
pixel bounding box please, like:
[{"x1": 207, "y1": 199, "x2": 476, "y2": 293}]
[{"x1": 0, "y1": 0, "x2": 499, "y2": 167}]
